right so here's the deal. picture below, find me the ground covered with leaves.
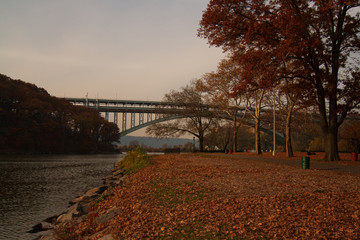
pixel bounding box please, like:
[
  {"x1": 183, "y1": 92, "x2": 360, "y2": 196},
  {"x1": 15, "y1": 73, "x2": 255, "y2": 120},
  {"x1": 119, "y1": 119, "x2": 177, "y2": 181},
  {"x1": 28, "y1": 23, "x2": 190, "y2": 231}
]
[{"x1": 57, "y1": 154, "x2": 360, "y2": 239}]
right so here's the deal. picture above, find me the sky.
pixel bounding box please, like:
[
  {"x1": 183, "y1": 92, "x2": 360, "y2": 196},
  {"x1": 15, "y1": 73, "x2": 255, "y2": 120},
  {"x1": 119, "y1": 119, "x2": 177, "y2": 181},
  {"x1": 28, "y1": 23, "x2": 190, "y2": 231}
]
[{"x1": 0, "y1": 0, "x2": 225, "y2": 101}]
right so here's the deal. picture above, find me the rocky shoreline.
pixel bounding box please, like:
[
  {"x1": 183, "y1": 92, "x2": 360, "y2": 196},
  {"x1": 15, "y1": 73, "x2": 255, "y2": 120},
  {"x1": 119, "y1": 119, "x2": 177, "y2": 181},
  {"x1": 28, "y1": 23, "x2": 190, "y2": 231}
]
[{"x1": 32, "y1": 161, "x2": 125, "y2": 240}]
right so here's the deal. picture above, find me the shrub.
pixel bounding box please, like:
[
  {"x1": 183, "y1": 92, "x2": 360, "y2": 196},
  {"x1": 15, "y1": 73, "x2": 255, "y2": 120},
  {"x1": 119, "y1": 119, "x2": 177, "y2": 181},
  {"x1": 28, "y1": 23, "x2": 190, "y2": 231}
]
[{"x1": 118, "y1": 147, "x2": 151, "y2": 174}]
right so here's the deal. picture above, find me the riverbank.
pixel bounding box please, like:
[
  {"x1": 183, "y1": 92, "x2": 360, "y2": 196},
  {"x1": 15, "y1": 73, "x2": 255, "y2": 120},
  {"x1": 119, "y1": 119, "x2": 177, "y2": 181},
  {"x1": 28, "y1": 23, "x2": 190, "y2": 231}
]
[
  {"x1": 43, "y1": 153, "x2": 360, "y2": 239},
  {"x1": 33, "y1": 160, "x2": 126, "y2": 239}
]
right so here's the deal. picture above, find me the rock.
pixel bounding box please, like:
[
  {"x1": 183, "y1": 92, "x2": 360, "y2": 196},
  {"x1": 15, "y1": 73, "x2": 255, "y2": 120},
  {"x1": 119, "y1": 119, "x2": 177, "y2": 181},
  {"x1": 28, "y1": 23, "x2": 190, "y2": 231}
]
[
  {"x1": 68, "y1": 202, "x2": 85, "y2": 216},
  {"x1": 39, "y1": 222, "x2": 55, "y2": 230},
  {"x1": 32, "y1": 162, "x2": 124, "y2": 238},
  {"x1": 30, "y1": 215, "x2": 57, "y2": 232},
  {"x1": 94, "y1": 207, "x2": 121, "y2": 225},
  {"x1": 70, "y1": 186, "x2": 109, "y2": 204},
  {"x1": 99, "y1": 234, "x2": 115, "y2": 240},
  {"x1": 57, "y1": 202, "x2": 85, "y2": 223},
  {"x1": 112, "y1": 169, "x2": 124, "y2": 176},
  {"x1": 29, "y1": 221, "x2": 56, "y2": 233},
  {"x1": 104, "y1": 175, "x2": 125, "y2": 187},
  {"x1": 56, "y1": 212, "x2": 73, "y2": 223},
  {"x1": 86, "y1": 186, "x2": 108, "y2": 195},
  {"x1": 88, "y1": 226, "x2": 110, "y2": 239},
  {"x1": 38, "y1": 231, "x2": 57, "y2": 240},
  {"x1": 69, "y1": 195, "x2": 86, "y2": 204},
  {"x1": 69, "y1": 194, "x2": 98, "y2": 205}
]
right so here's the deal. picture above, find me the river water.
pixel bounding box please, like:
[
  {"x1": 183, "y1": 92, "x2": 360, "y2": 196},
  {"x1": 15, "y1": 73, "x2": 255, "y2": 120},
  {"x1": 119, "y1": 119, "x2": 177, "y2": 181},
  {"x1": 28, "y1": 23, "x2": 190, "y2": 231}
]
[{"x1": 0, "y1": 154, "x2": 124, "y2": 240}]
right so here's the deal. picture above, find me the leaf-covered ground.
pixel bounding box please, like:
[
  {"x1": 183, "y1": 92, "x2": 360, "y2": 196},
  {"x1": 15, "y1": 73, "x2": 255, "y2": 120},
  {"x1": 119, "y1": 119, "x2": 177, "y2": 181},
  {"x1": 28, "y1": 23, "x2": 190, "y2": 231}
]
[{"x1": 57, "y1": 154, "x2": 360, "y2": 239}]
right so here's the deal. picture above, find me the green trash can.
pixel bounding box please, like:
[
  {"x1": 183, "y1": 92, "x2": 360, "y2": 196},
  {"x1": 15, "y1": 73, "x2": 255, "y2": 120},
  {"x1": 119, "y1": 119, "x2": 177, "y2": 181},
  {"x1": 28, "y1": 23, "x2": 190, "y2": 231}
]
[{"x1": 301, "y1": 156, "x2": 310, "y2": 169}]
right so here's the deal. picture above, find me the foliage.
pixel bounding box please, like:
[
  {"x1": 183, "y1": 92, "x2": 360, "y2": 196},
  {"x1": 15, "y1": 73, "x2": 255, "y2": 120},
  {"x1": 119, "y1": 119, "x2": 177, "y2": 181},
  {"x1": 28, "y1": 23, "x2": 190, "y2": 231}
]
[
  {"x1": 118, "y1": 147, "x2": 152, "y2": 175},
  {"x1": 146, "y1": 81, "x2": 216, "y2": 152},
  {"x1": 309, "y1": 137, "x2": 325, "y2": 152},
  {"x1": 0, "y1": 74, "x2": 120, "y2": 154},
  {"x1": 339, "y1": 119, "x2": 360, "y2": 153},
  {"x1": 198, "y1": 0, "x2": 360, "y2": 161},
  {"x1": 196, "y1": 58, "x2": 247, "y2": 152},
  {"x1": 204, "y1": 124, "x2": 232, "y2": 151}
]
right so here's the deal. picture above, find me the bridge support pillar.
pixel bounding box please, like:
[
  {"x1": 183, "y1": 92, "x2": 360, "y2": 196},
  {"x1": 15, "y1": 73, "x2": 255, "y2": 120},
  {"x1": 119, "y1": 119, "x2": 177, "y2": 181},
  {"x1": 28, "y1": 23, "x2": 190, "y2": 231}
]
[
  {"x1": 114, "y1": 112, "x2": 118, "y2": 125},
  {"x1": 131, "y1": 113, "x2": 135, "y2": 128},
  {"x1": 139, "y1": 113, "x2": 144, "y2": 125},
  {"x1": 147, "y1": 113, "x2": 152, "y2": 122},
  {"x1": 122, "y1": 113, "x2": 127, "y2": 131}
]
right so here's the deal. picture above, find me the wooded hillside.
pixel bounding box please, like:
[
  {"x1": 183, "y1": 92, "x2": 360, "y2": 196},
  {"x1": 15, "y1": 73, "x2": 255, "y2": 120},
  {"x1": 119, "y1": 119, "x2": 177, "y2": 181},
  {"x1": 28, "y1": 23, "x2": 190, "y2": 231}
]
[{"x1": 0, "y1": 74, "x2": 120, "y2": 154}]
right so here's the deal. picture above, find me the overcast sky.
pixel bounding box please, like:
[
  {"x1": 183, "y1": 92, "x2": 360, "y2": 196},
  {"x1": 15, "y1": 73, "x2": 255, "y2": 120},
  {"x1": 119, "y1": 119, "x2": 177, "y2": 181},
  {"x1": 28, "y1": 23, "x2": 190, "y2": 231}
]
[{"x1": 0, "y1": 0, "x2": 224, "y2": 101}]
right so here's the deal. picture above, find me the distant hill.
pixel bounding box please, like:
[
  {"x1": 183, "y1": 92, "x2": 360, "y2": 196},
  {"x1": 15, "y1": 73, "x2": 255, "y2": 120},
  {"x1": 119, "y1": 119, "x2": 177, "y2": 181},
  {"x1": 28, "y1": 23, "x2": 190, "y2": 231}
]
[{"x1": 119, "y1": 136, "x2": 194, "y2": 148}]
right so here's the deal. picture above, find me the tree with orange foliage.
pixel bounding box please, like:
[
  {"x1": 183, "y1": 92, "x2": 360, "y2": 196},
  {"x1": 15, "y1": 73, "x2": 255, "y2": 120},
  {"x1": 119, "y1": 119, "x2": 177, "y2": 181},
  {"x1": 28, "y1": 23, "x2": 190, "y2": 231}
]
[
  {"x1": 196, "y1": 58, "x2": 247, "y2": 152},
  {"x1": 199, "y1": 0, "x2": 360, "y2": 161}
]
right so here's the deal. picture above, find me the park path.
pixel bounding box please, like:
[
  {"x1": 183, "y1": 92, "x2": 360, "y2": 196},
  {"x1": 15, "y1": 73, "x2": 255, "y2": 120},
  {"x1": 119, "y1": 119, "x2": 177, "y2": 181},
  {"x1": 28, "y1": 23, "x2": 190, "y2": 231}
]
[{"x1": 208, "y1": 153, "x2": 360, "y2": 176}]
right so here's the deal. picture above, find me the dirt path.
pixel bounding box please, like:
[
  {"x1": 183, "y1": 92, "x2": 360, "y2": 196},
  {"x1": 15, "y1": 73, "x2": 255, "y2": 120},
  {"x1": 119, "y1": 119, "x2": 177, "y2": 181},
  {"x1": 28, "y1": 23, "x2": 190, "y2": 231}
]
[{"x1": 57, "y1": 154, "x2": 360, "y2": 240}]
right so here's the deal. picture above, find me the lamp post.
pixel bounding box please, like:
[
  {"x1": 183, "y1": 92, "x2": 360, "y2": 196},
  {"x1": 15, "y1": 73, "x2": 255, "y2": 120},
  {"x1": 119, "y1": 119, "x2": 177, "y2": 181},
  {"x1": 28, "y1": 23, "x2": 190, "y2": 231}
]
[{"x1": 273, "y1": 92, "x2": 276, "y2": 156}]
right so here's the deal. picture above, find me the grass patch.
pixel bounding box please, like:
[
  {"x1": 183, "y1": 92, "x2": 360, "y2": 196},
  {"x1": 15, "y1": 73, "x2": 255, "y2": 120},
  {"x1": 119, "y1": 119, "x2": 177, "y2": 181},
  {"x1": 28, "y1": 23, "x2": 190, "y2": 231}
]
[
  {"x1": 94, "y1": 193, "x2": 108, "y2": 206},
  {"x1": 118, "y1": 147, "x2": 152, "y2": 175},
  {"x1": 157, "y1": 224, "x2": 246, "y2": 240},
  {"x1": 148, "y1": 178, "x2": 205, "y2": 208},
  {"x1": 149, "y1": 178, "x2": 180, "y2": 208}
]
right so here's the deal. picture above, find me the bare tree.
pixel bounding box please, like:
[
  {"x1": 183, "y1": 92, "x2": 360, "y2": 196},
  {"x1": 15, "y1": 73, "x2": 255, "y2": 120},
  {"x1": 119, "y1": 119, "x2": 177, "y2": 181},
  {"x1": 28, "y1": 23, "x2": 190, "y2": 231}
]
[{"x1": 146, "y1": 82, "x2": 215, "y2": 152}]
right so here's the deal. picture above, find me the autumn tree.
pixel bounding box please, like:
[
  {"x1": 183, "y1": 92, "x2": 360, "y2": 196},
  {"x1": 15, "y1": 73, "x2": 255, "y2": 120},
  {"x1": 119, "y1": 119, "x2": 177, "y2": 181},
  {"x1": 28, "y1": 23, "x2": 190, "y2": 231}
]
[
  {"x1": 226, "y1": 54, "x2": 270, "y2": 155},
  {"x1": 199, "y1": 0, "x2": 360, "y2": 161},
  {"x1": 269, "y1": 78, "x2": 311, "y2": 157},
  {"x1": 146, "y1": 82, "x2": 215, "y2": 152},
  {"x1": 196, "y1": 57, "x2": 270, "y2": 154},
  {"x1": 196, "y1": 58, "x2": 247, "y2": 152}
]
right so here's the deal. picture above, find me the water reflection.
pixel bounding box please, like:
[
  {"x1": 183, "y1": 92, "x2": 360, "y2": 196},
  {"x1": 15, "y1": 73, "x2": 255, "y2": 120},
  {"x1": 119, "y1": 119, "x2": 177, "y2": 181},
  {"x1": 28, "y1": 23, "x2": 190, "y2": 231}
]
[{"x1": 0, "y1": 154, "x2": 123, "y2": 240}]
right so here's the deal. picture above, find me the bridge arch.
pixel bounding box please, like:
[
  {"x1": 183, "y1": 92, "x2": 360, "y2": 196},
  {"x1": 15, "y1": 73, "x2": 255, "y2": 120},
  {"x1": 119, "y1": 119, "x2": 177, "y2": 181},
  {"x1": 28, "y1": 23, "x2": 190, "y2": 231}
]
[{"x1": 119, "y1": 115, "x2": 181, "y2": 137}]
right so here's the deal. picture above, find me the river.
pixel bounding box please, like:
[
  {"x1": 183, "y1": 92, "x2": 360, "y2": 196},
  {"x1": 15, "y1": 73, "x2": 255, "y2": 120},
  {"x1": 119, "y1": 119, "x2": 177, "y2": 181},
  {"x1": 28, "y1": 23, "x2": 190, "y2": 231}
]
[{"x1": 0, "y1": 154, "x2": 124, "y2": 240}]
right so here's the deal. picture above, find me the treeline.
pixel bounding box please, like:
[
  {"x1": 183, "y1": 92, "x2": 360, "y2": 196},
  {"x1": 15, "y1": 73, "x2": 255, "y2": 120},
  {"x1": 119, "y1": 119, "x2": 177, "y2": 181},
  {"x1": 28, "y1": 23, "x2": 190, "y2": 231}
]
[
  {"x1": 146, "y1": 78, "x2": 360, "y2": 155},
  {"x1": 0, "y1": 74, "x2": 120, "y2": 154},
  {"x1": 196, "y1": 1, "x2": 360, "y2": 161}
]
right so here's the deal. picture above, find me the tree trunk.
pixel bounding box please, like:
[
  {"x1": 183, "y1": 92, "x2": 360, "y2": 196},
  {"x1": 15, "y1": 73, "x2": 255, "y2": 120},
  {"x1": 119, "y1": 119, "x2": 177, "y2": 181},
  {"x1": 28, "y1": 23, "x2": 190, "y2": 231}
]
[
  {"x1": 285, "y1": 109, "x2": 294, "y2": 157},
  {"x1": 199, "y1": 134, "x2": 204, "y2": 152},
  {"x1": 317, "y1": 85, "x2": 340, "y2": 161},
  {"x1": 232, "y1": 118, "x2": 238, "y2": 152},
  {"x1": 255, "y1": 118, "x2": 262, "y2": 154},
  {"x1": 323, "y1": 126, "x2": 340, "y2": 161},
  {"x1": 285, "y1": 124, "x2": 293, "y2": 157}
]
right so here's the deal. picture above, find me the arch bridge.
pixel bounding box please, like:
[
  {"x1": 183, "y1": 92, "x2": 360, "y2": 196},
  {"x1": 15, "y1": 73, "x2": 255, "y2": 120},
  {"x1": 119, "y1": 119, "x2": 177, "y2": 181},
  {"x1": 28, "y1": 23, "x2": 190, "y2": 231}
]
[
  {"x1": 66, "y1": 97, "x2": 283, "y2": 144},
  {"x1": 66, "y1": 97, "x2": 185, "y2": 137}
]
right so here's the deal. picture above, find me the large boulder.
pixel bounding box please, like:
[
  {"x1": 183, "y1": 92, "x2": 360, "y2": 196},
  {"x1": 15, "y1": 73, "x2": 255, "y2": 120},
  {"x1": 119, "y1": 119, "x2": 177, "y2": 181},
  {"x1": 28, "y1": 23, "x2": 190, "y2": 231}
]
[
  {"x1": 99, "y1": 234, "x2": 115, "y2": 240},
  {"x1": 56, "y1": 202, "x2": 86, "y2": 223}
]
